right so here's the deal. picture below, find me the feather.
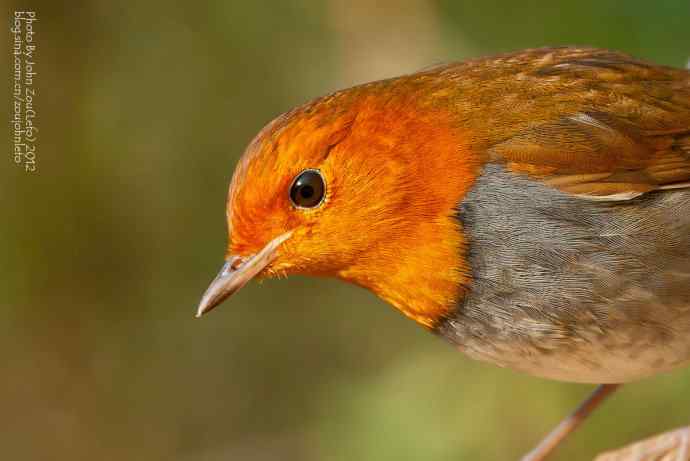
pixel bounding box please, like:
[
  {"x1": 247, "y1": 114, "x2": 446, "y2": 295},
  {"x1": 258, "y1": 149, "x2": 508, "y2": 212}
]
[{"x1": 453, "y1": 48, "x2": 690, "y2": 200}]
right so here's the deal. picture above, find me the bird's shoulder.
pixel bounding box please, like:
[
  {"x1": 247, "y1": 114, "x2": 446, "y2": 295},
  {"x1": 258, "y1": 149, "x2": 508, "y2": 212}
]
[{"x1": 432, "y1": 47, "x2": 690, "y2": 200}]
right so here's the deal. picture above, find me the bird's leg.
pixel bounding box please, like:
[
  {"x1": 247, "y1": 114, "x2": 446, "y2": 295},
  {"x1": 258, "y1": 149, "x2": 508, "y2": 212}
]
[{"x1": 521, "y1": 384, "x2": 621, "y2": 461}]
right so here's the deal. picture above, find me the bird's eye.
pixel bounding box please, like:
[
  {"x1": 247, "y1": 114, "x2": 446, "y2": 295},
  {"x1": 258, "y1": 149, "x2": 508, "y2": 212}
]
[{"x1": 289, "y1": 169, "x2": 326, "y2": 209}]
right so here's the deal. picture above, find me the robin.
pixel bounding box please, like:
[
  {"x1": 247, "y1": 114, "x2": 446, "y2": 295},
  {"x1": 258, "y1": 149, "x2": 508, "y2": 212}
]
[{"x1": 197, "y1": 47, "x2": 690, "y2": 460}]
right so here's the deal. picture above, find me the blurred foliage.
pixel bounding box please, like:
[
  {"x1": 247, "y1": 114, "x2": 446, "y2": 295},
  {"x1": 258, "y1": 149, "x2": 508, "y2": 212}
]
[{"x1": 3, "y1": 1, "x2": 690, "y2": 460}]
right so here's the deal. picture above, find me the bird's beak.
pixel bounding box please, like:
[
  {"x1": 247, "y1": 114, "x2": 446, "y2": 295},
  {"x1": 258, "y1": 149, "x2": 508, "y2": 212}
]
[{"x1": 196, "y1": 231, "x2": 292, "y2": 318}]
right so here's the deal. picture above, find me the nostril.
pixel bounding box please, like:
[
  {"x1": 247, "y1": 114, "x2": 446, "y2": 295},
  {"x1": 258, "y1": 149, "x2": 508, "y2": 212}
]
[
  {"x1": 218, "y1": 256, "x2": 245, "y2": 278},
  {"x1": 229, "y1": 256, "x2": 245, "y2": 271}
]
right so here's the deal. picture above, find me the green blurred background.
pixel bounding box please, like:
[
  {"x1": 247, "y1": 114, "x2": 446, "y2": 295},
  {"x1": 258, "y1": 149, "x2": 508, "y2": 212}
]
[{"x1": 3, "y1": 1, "x2": 690, "y2": 460}]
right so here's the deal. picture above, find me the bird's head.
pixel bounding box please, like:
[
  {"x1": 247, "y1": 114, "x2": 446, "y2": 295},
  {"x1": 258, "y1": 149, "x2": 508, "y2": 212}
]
[{"x1": 197, "y1": 78, "x2": 478, "y2": 328}]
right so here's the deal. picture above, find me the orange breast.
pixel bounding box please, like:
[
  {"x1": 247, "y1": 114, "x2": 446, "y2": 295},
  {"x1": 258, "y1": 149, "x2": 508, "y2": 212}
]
[{"x1": 329, "y1": 81, "x2": 481, "y2": 328}]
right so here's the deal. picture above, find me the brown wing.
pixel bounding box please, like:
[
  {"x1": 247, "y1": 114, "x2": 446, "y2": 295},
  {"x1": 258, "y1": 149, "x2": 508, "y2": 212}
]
[{"x1": 474, "y1": 48, "x2": 690, "y2": 200}]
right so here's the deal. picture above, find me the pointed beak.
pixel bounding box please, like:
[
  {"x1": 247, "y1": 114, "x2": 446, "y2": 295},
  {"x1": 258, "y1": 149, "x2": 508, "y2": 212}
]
[{"x1": 196, "y1": 231, "x2": 292, "y2": 318}]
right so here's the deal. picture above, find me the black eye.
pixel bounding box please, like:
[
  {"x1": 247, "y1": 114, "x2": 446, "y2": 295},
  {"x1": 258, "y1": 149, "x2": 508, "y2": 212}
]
[{"x1": 289, "y1": 169, "x2": 326, "y2": 209}]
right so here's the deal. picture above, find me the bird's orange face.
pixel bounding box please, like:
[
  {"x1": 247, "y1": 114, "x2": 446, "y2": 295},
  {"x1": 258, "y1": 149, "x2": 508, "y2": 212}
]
[
  {"x1": 226, "y1": 101, "x2": 366, "y2": 278},
  {"x1": 198, "y1": 80, "x2": 478, "y2": 327}
]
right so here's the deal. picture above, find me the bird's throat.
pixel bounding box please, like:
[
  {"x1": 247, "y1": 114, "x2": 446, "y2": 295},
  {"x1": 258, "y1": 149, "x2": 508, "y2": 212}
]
[{"x1": 337, "y1": 215, "x2": 470, "y2": 329}]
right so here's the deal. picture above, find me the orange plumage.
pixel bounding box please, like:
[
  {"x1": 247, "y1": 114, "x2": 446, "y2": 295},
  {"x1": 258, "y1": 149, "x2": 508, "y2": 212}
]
[
  {"x1": 196, "y1": 46, "x2": 690, "y2": 461},
  {"x1": 225, "y1": 79, "x2": 479, "y2": 326},
  {"x1": 200, "y1": 47, "x2": 690, "y2": 332}
]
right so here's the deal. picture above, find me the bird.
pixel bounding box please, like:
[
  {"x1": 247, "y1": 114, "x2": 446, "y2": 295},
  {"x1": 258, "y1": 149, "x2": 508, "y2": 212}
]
[{"x1": 196, "y1": 47, "x2": 690, "y2": 460}]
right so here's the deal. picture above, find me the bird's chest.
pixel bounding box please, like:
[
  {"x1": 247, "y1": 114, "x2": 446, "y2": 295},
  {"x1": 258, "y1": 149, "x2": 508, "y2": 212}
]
[{"x1": 437, "y1": 165, "x2": 690, "y2": 383}]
